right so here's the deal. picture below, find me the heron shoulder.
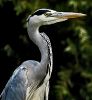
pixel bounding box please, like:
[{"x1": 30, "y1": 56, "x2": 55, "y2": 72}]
[
  {"x1": 0, "y1": 60, "x2": 41, "y2": 99},
  {"x1": 22, "y1": 60, "x2": 40, "y2": 68}
]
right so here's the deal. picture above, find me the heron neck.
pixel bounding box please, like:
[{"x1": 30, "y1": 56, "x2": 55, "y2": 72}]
[{"x1": 27, "y1": 23, "x2": 49, "y2": 66}]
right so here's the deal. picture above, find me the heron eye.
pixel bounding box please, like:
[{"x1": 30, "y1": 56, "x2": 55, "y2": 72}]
[{"x1": 44, "y1": 12, "x2": 52, "y2": 17}]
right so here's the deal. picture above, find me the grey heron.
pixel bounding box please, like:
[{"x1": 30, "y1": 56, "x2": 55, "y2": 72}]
[{"x1": 0, "y1": 8, "x2": 86, "y2": 100}]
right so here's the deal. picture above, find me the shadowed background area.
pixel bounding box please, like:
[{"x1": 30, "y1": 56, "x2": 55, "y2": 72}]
[{"x1": 0, "y1": 0, "x2": 92, "y2": 100}]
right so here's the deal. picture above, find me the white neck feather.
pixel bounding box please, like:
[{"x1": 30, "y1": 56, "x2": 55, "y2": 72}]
[{"x1": 27, "y1": 23, "x2": 49, "y2": 67}]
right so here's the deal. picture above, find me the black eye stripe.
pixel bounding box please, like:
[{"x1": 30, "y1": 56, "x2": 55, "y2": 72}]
[{"x1": 31, "y1": 10, "x2": 50, "y2": 16}]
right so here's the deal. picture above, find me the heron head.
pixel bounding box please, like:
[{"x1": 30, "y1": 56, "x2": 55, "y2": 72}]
[{"x1": 27, "y1": 9, "x2": 86, "y2": 26}]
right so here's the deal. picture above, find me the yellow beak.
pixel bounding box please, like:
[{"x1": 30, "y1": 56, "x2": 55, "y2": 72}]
[{"x1": 51, "y1": 12, "x2": 86, "y2": 19}]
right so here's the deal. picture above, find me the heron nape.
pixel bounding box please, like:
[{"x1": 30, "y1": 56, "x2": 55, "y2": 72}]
[{"x1": 0, "y1": 9, "x2": 86, "y2": 100}]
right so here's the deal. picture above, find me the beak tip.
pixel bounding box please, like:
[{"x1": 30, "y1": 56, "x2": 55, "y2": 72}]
[
  {"x1": 80, "y1": 13, "x2": 87, "y2": 17},
  {"x1": 70, "y1": 13, "x2": 87, "y2": 18}
]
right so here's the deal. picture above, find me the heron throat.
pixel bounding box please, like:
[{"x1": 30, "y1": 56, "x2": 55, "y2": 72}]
[{"x1": 27, "y1": 23, "x2": 53, "y2": 72}]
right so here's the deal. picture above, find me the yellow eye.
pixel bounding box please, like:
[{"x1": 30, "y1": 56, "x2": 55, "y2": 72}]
[{"x1": 44, "y1": 12, "x2": 52, "y2": 17}]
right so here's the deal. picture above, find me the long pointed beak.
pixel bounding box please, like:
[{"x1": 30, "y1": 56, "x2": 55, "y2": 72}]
[{"x1": 51, "y1": 12, "x2": 86, "y2": 19}]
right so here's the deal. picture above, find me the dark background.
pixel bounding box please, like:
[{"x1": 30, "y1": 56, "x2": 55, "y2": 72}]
[{"x1": 0, "y1": 0, "x2": 92, "y2": 100}]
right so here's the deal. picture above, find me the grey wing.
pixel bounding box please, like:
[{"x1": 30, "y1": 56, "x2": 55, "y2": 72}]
[
  {"x1": 0, "y1": 61, "x2": 41, "y2": 100},
  {"x1": 0, "y1": 65, "x2": 28, "y2": 100}
]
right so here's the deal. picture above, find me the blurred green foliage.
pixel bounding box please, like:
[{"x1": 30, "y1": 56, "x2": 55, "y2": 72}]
[{"x1": 0, "y1": 0, "x2": 92, "y2": 100}]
